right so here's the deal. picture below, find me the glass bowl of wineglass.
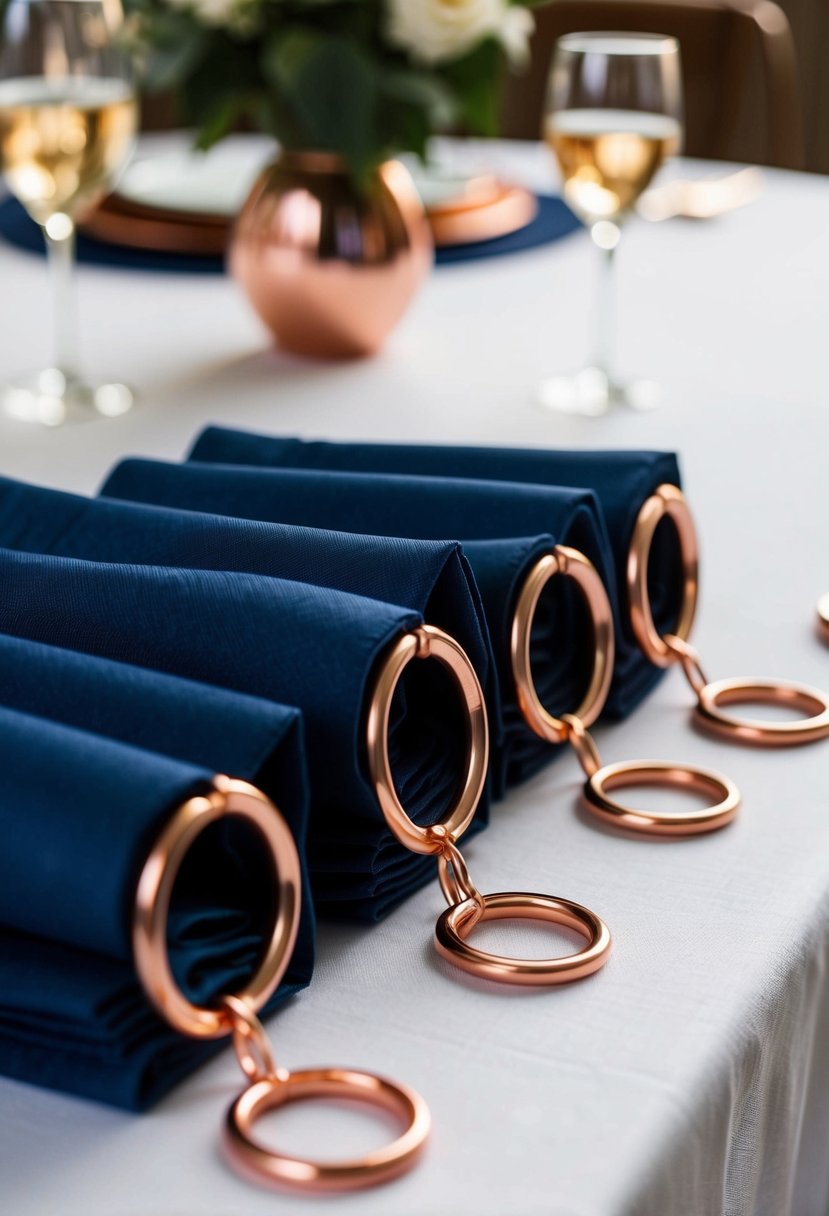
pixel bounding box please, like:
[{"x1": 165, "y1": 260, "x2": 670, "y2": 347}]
[
  {"x1": 540, "y1": 32, "x2": 683, "y2": 415},
  {"x1": 0, "y1": 0, "x2": 138, "y2": 425}
]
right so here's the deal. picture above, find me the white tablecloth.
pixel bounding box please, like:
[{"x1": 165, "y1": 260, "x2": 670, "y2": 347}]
[{"x1": 0, "y1": 141, "x2": 827, "y2": 1216}]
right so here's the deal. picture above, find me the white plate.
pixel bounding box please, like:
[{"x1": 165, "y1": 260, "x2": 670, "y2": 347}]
[
  {"x1": 117, "y1": 134, "x2": 493, "y2": 219},
  {"x1": 117, "y1": 136, "x2": 274, "y2": 216}
]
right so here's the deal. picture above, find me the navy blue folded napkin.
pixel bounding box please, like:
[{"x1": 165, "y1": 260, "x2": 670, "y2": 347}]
[
  {"x1": 0, "y1": 546, "x2": 486, "y2": 919},
  {"x1": 0, "y1": 193, "x2": 579, "y2": 273},
  {"x1": 101, "y1": 458, "x2": 614, "y2": 792},
  {"x1": 187, "y1": 430, "x2": 684, "y2": 709},
  {"x1": 0, "y1": 475, "x2": 497, "y2": 756},
  {"x1": 0, "y1": 701, "x2": 313, "y2": 1110}
]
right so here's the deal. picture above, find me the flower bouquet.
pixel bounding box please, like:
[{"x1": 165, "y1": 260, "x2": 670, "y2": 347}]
[
  {"x1": 128, "y1": 0, "x2": 541, "y2": 357},
  {"x1": 131, "y1": 0, "x2": 538, "y2": 178}
]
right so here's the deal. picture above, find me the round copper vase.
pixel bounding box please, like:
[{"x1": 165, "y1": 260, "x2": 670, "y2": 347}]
[{"x1": 230, "y1": 152, "x2": 433, "y2": 359}]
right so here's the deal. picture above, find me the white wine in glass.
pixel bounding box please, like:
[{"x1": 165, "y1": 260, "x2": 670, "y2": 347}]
[
  {"x1": 0, "y1": 0, "x2": 138, "y2": 425},
  {"x1": 540, "y1": 34, "x2": 683, "y2": 415}
]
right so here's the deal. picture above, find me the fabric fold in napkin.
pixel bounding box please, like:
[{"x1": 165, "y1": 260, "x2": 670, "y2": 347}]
[
  {"x1": 100, "y1": 458, "x2": 613, "y2": 792},
  {"x1": 0, "y1": 703, "x2": 313, "y2": 1110},
  {"x1": 0, "y1": 547, "x2": 486, "y2": 920},
  {"x1": 0, "y1": 475, "x2": 498, "y2": 754},
  {"x1": 187, "y1": 429, "x2": 684, "y2": 711}
]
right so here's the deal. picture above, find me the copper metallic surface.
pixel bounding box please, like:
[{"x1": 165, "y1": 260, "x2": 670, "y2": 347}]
[
  {"x1": 435, "y1": 892, "x2": 612, "y2": 985},
  {"x1": 627, "y1": 483, "x2": 699, "y2": 666},
  {"x1": 562, "y1": 714, "x2": 740, "y2": 836},
  {"x1": 426, "y1": 181, "x2": 538, "y2": 246},
  {"x1": 230, "y1": 154, "x2": 433, "y2": 359},
  {"x1": 224, "y1": 1067, "x2": 430, "y2": 1193},
  {"x1": 696, "y1": 677, "x2": 829, "y2": 745},
  {"x1": 436, "y1": 837, "x2": 485, "y2": 910},
  {"x1": 370, "y1": 624, "x2": 612, "y2": 984},
  {"x1": 82, "y1": 191, "x2": 229, "y2": 254},
  {"x1": 132, "y1": 775, "x2": 301, "y2": 1039},
  {"x1": 367, "y1": 624, "x2": 489, "y2": 855},
  {"x1": 511, "y1": 546, "x2": 615, "y2": 743},
  {"x1": 664, "y1": 634, "x2": 709, "y2": 697},
  {"x1": 224, "y1": 994, "x2": 280, "y2": 1084},
  {"x1": 583, "y1": 759, "x2": 740, "y2": 835},
  {"x1": 561, "y1": 712, "x2": 603, "y2": 778},
  {"x1": 818, "y1": 593, "x2": 829, "y2": 643}
]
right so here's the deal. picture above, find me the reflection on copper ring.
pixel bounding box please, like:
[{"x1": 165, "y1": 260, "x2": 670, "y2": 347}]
[
  {"x1": 818, "y1": 593, "x2": 829, "y2": 645},
  {"x1": 366, "y1": 625, "x2": 489, "y2": 854},
  {"x1": 224, "y1": 1068, "x2": 431, "y2": 1192},
  {"x1": 133, "y1": 775, "x2": 301, "y2": 1039},
  {"x1": 696, "y1": 677, "x2": 829, "y2": 745},
  {"x1": 511, "y1": 546, "x2": 615, "y2": 744},
  {"x1": 435, "y1": 891, "x2": 612, "y2": 985},
  {"x1": 583, "y1": 760, "x2": 740, "y2": 836},
  {"x1": 628, "y1": 484, "x2": 699, "y2": 666}
]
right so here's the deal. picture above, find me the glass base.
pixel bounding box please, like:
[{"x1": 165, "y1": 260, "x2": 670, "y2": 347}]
[
  {"x1": 1, "y1": 368, "x2": 134, "y2": 427},
  {"x1": 537, "y1": 367, "x2": 661, "y2": 417}
]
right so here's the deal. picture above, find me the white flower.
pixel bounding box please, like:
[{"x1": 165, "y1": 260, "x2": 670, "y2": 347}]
[
  {"x1": 386, "y1": 0, "x2": 534, "y2": 66},
  {"x1": 164, "y1": 0, "x2": 258, "y2": 32}
]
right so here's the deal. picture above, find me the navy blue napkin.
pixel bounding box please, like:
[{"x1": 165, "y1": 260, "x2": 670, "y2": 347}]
[
  {"x1": 101, "y1": 458, "x2": 614, "y2": 792},
  {"x1": 0, "y1": 475, "x2": 497, "y2": 757},
  {"x1": 0, "y1": 701, "x2": 312, "y2": 1109},
  {"x1": 0, "y1": 193, "x2": 579, "y2": 273},
  {"x1": 0, "y1": 546, "x2": 485, "y2": 920},
  {"x1": 187, "y1": 430, "x2": 684, "y2": 710}
]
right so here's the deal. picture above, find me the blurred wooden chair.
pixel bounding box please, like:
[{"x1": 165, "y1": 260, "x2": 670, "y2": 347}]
[{"x1": 501, "y1": 0, "x2": 803, "y2": 169}]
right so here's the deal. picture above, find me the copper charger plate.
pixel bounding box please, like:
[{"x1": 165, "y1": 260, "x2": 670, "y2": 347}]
[
  {"x1": 81, "y1": 191, "x2": 229, "y2": 255},
  {"x1": 81, "y1": 176, "x2": 538, "y2": 255}
]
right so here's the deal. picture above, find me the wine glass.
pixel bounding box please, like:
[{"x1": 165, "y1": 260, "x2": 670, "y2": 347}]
[
  {"x1": 540, "y1": 32, "x2": 683, "y2": 415},
  {"x1": 0, "y1": 0, "x2": 137, "y2": 425}
]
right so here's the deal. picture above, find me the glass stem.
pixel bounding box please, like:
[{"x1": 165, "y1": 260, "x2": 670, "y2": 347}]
[
  {"x1": 591, "y1": 223, "x2": 620, "y2": 385},
  {"x1": 44, "y1": 215, "x2": 79, "y2": 379}
]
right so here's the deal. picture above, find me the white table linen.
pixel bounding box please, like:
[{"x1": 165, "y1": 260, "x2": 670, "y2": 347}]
[{"x1": 0, "y1": 141, "x2": 827, "y2": 1216}]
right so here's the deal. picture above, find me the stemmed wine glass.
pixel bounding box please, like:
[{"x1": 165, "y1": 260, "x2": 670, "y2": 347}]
[
  {"x1": 540, "y1": 32, "x2": 683, "y2": 415},
  {"x1": 0, "y1": 0, "x2": 138, "y2": 425}
]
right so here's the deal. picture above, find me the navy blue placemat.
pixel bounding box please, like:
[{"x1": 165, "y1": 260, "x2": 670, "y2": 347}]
[
  {"x1": 0, "y1": 193, "x2": 581, "y2": 275},
  {"x1": 434, "y1": 194, "x2": 581, "y2": 264}
]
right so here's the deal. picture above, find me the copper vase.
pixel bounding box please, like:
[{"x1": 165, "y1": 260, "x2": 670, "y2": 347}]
[{"x1": 230, "y1": 152, "x2": 433, "y2": 359}]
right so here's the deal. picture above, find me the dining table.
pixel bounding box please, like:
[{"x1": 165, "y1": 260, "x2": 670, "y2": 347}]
[{"x1": 0, "y1": 138, "x2": 827, "y2": 1216}]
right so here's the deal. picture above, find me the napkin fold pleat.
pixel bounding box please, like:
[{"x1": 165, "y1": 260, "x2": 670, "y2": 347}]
[
  {"x1": 0, "y1": 475, "x2": 498, "y2": 753},
  {"x1": 186, "y1": 430, "x2": 684, "y2": 715},
  {"x1": 101, "y1": 458, "x2": 613, "y2": 791},
  {"x1": 0, "y1": 547, "x2": 484, "y2": 919}
]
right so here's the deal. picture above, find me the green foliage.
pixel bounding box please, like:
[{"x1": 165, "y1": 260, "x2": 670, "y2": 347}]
[{"x1": 127, "y1": 0, "x2": 531, "y2": 176}]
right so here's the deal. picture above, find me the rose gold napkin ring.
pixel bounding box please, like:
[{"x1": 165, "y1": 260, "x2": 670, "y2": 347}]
[
  {"x1": 511, "y1": 545, "x2": 739, "y2": 835},
  {"x1": 629, "y1": 484, "x2": 829, "y2": 745},
  {"x1": 818, "y1": 592, "x2": 829, "y2": 644},
  {"x1": 368, "y1": 624, "x2": 611, "y2": 984},
  {"x1": 133, "y1": 775, "x2": 430, "y2": 1192}
]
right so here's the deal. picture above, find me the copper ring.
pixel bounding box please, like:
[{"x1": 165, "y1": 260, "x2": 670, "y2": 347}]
[
  {"x1": 367, "y1": 625, "x2": 489, "y2": 854},
  {"x1": 133, "y1": 775, "x2": 301, "y2": 1039},
  {"x1": 510, "y1": 546, "x2": 615, "y2": 744},
  {"x1": 628, "y1": 484, "x2": 699, "y2": 667},
  {"x1": 224, "y1": 1068, "x2": 431, "y2": 1192},
  {"x1": 696, "y1": 677, "x2": 829, "y2": 745},
  {"x1": 583, "y1": 760, "x2": 740, "y2": 835},
  {"x1": 817, "y1": 593, "x2": 829, "y2": 644},
  {"x1": 434, "y1": 891, "x2": 612, "y2": 985}
]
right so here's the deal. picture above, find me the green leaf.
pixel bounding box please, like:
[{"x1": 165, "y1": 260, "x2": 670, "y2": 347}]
[
  {"x1": 193, "y1": 95, "x2": 251, "y2": 150},
  {"x1": 262, "y1": 27, "x2": 322, "y2": 94},
  {"x1": 142, "y1": 31, "x2": 211, "y2": 93},
  {"x1": 440, "y1": 38, "x2": 505, "y2": 135},
  {"x1": 379, "y1": 67, "x2": 457, "y2": 129},
  {"x1": 264, "y1": 32, "x2": 379, "y2": 173}
]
